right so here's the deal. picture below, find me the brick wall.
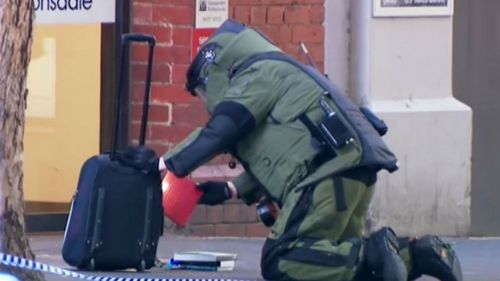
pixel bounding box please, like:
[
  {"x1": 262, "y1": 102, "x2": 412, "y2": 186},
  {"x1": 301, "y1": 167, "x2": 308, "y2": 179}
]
[{"x1": 130, "y1": 0, "x2": 325, "y2": 237}]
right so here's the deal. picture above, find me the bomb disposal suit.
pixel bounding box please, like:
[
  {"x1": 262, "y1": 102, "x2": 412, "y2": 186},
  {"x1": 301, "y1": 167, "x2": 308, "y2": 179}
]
[{"x1": 160, "y1": 20, "x2": 462, "y2": 281}]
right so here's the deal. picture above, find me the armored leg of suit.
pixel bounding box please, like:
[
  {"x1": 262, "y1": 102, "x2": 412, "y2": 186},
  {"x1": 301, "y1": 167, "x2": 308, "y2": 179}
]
[{"x1": 260, "y1": 170, "x2": 407, "y2": 281}]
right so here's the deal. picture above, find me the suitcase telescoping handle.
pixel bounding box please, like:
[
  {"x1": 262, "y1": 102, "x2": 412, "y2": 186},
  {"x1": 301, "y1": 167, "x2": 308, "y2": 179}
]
[{"x1": 111, "y1": 33, "x2": 156, "y2": 161}]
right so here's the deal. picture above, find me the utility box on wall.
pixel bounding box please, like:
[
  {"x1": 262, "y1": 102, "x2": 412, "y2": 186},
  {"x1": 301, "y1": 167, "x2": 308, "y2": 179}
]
[{"x1": 332, "y1": 0, "x2": 471, "y2": 236}]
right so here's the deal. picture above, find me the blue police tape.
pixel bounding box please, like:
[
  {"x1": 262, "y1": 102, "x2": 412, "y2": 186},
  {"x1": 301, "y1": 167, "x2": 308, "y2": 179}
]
[{"x1": 0, "y1": 253, "x2": 255, "y2": 281}]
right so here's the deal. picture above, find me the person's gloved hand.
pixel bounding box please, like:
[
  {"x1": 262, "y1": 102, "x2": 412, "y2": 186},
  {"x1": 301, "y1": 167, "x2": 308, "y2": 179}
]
[
  {"x1": 197, "y1": 181, "x2": 232, "y2": 206},
  {"x1": 118, "y1": 146, "x2": 159, "y2": 173}
]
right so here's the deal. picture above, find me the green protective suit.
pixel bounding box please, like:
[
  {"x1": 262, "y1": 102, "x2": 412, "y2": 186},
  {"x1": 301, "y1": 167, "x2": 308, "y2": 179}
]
[{"x1": 162, "y1": 20, "x2": 399, "y2": 281}]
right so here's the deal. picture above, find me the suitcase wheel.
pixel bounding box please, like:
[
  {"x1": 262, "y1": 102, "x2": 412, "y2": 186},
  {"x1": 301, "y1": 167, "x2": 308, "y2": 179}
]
[
  {"x1": 136, "y1": 259, "x2": 146, "y2": 272},
  {"x1": 89, "y1": 258, "x2": 97, "y2": 271}
]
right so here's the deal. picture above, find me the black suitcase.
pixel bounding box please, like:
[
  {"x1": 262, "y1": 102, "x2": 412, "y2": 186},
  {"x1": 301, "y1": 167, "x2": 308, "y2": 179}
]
[{"x1": 62, "y1": 33, "x2": 163, "y2": 272}]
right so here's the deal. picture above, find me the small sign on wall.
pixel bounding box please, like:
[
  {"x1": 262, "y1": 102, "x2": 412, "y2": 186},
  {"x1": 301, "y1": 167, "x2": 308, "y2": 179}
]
[
  {"x1": 195, "y1": 0, "x2": 228, "y2": 28},
  {"x1": 191, "y1": 28, "x2": 216, "y2": 60},
  {"x1": 34, "y1": 0, "x2": 115, "y2": 24},
  {"x1": 373, "y1": 0, "x2": 454, "y2": 17}
]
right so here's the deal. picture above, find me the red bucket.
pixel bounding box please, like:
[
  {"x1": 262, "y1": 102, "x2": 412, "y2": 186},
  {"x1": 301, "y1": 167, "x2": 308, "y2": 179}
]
[{"x1": 162, "y1": 173, "x2": 202, "y2": 227}]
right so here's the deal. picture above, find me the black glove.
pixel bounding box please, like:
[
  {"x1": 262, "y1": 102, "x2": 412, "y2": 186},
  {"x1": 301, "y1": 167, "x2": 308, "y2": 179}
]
[
  {"x1": 117, "y1": 146, "x2": 159, "y2": 173},
  {"x1": 197, "y1": 181, "x2": 232, "y2": 206}
]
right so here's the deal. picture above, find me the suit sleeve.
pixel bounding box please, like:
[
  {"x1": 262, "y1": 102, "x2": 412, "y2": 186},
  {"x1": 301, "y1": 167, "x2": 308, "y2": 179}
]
[
  {"x1": 162, "y1": 67, "x2": 278, "y2": 178},
  {"x1": 232, "y1": 171, "x2": 265, "y2": 205}
]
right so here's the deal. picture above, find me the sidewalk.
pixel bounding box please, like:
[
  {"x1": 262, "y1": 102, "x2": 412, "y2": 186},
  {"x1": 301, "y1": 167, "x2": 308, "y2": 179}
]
[{"x1": 25, "y1": 233, "x2": 500, "y2": 281}]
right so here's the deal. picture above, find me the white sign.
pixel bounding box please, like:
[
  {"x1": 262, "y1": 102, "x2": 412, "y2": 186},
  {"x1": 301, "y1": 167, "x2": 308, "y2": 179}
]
[
  {"x1": 34, "y1": 0, "x2": 115, "y2": 24},
  {"x1": 373, "y1": 0, "x2": 454, "y2": 17},
  {"x1": 195, "y1": 0, "x2": 228, "y2": 28}
]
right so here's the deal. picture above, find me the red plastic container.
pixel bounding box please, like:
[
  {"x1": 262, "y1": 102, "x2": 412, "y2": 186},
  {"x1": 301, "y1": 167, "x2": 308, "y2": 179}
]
[{"x1": 162, "y1": 173, "x2": 202, "y2": 227}]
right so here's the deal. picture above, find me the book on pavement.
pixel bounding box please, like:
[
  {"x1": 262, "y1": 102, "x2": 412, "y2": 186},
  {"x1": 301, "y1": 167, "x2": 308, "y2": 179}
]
[{"x1": 167, "y1": 251, "x2": 237, "y2": 271}]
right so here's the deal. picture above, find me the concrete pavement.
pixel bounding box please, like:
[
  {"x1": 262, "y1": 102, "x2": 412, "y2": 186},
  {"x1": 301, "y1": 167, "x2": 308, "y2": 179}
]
[{"x1": 13, "y1": 234, "x2": 500, "y2": 281}]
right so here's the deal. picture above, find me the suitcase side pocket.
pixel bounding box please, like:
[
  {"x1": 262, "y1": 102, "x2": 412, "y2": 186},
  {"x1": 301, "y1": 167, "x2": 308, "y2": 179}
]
[{"x1": 62, "y1": 156, "x2": 100, "y2": 268}]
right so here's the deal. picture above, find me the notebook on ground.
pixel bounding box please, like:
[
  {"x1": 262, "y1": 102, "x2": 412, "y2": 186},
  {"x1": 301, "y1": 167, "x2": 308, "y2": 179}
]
[{"x1": 172, "y1": 251, "x2": 237, "y2": 262}]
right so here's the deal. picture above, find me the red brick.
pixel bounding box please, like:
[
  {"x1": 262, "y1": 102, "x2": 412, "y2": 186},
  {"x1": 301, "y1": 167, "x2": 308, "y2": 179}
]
[
  {"x1": 233, "y1": 6, "x2": 250, "y2": 24},
  {"x1": 132, "y1": 24, "x2": 172, "y2": 45},
  {"x1": 172, "y1": 102, "x2": 209, "y2": 126},
  {"x1": 282, "y1": 43, "x2": 301, "y2": 60},
  {"x1": 256, "y1": 25, "x2": 291, "y2": 45},
  {"x1": 151, "y1": 84, "x2": 195, "y2": 104},
  {"x1": 191, "y1": 163, "x2": 242, "y2": 182},
  {"x1": 135, "y1": 0, "x2": 193, "y2": 4},
  {"x1": 310, "y1": 5, "x2": 325, "y2": 24},
  {"x1": 152, "y1": 5, "x2": 194, "y2": 26},
  {"x1": 131, "y1": 103, "x2": 170, "y2": 123},
  {"x1": 142, "y1": 46, "x2": 190, "y2": 64},
  {"x1": 133, "y1": 3, "x2": 153, "y2": 24},
  {"x1": 245, "y1": 223, "x2": 268, "y2": 237},
  {"x1": 306, "y1": 43, "x2": 324, "y2": 62},
  {"x1": 132, "y1": 84, "x2": 147, "y2": 103},
  {"x1": 190, "y1": 205, "x2": 208, "y2": 224},
  {"x1": 241, "y1": 205, "x2": 258, "y2": 222},
  {"x1": 267, "y1": 6, "x2": 285, "y2": 24},
  {"x1": 130, "y1": 105, "x2": 142, "y2": 125},
  {"x1": 172, "y1": 64, "x2": 190, "y2": 84},
  {"x1": 222, "y1": 203, "x2": 259, "y2": 223},
  {"x1": 206, "y1": 206, "x2": 224, "y2": 223},
  {"x1": 250, "y1": 6, "x2": 267, "y2": 25},
  {"x1": 294, "y1": 0, "x2": 324, "y2": 3},
  {"x1": 172, "y1": 27, "x2": 192, "y2": 47},
  {"x1": 171, "y1": 0, "x2": 195, "y2": 6},
  {"x1": 132, "y1": 63, "x2": 171, "y2": 85},
  {"x1": 149, "y1": 103, "x2": 172, "y2": 123},
  {"x1": 317, "y1": 62, "x2": 324, "y2": 73},
  {"x1": 284, "y1": 6, "x2": 311, "y2": 24},
  {"x1": 132, "y1": 44, "x2": 167, "y2": 63},
  {"x1": 231, "y1": 0, "x2": 293, "y2": 5},
  {"x1": 150, "y1": 124, "x2": 197, "y2": 143},
  {"x1": 190, "y1": 224, "x2": 215, "y2": 236},
  {"x1": 131, "y1": 44, "x2": 149, "y2": 62},
  {"x1": 130, "y1": 121, "x2": 149, "y2": 141},
  {"x1": 215, "y1": 224, "x2": 245, "y2": 236},
  {"x1": 292, "y1": 25, "x2": 324, "y2": 43},
  {"x1": 223, "y1": 204, "x2": 241, "y2": 223},
  {"x1": 147, "y1": 142, "x2": 170, "y2": 156}
]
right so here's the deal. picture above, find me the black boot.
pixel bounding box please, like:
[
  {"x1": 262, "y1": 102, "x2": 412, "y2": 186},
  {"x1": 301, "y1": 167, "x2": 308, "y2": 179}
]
[
  {"x1": 364, "y1": 227, "x2": 407, "y2": 281},
  {"x1": 408, "y1": 235, "x2": 463, "y2": 281}
]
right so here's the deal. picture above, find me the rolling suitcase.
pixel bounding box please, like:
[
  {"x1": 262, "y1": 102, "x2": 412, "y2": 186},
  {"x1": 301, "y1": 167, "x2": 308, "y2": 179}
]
[{"x1": 62, "y1": 33, "x2": 163, "y2": 272}]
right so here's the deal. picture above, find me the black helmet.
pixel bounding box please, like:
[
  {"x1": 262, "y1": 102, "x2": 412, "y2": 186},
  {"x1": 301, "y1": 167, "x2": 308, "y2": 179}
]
[
  {"x1": 185, "y1": 42, "x2": 220, "y2": 95},
  {"x1": 185, "y1": 20, "x2": 247, "y2": 95}
]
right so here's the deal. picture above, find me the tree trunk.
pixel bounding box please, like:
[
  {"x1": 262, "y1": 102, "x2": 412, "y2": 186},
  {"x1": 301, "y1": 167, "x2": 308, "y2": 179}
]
[{"x1": 0, "y1": 1, "x2": 45, "y2": 280}]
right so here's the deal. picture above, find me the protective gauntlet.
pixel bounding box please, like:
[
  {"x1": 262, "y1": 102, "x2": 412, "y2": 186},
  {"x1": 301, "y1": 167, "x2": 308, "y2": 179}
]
[{"x1": 197, "y1": 181, "x2": 232, "y2": 206}]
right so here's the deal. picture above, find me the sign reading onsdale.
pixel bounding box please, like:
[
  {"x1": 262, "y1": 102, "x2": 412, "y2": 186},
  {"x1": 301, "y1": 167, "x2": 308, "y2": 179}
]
[
  {"x1": 373, "y1": 0, "x2": 454, "y2": 17},
  {"x1": 34, "y1": 0, "x2": 115, "y2": 24}
]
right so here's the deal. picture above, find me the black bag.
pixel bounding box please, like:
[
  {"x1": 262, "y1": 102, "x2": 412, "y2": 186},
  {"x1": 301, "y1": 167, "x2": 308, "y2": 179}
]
[{"x1": 62, "y1": 34, "x2": 163, "y2": 272}]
